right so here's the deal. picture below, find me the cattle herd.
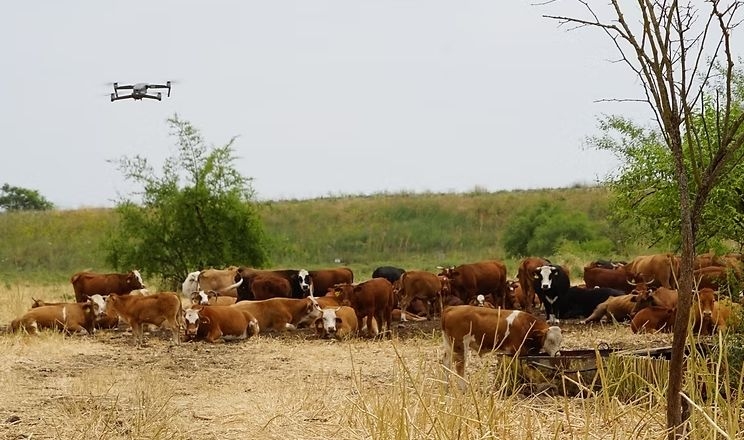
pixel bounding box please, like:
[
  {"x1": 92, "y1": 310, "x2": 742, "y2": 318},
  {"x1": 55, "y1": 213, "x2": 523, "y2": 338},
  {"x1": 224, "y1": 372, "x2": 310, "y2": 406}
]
[{"x1": 8, "y1": 251, "x2": 744, "y2": 381}]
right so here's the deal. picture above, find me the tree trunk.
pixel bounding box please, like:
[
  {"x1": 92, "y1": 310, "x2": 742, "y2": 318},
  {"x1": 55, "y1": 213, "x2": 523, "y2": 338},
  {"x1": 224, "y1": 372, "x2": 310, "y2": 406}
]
[{"x1": 667, "y1": 136, "x2": 696, "y2": 440}]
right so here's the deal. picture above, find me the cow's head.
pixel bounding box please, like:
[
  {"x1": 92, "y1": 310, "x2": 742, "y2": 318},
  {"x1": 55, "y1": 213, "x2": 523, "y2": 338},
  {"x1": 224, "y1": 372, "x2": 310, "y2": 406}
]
[
  {"x1": 297, "y1": 297, "x2": 323, "y2": 327},
  {"x1": 191, "y1": 291, "x2": 211, "y2": 305},
  {"x1": 316, "y1": 307, "x2": 342, "y2": 338},
  {"x1": 540, "y1": 326, "x2": 563, "y2": 356},
  {"x1": 183, "y1": 308, "x2": 209, "y2": 338},
  {"x1": 694, "y1": 288, "x2": 717, "y2": 319},
  {"x1": 297, "y1": 269, "x2": 313, "y2": 296},
  {"x1": 534, "y1": 265, "x2": 557, "y2": 290},
  {"x1": 88, "y1": 294, "x2": 107, "y2": 317},
  {"x1": 129, "y1": 270, "x2": 145, "y2": 289},
  {"x1": 436, "y1": 266, "x2": 455, "y2": 278},
  {"x1": 331, "y1": 283, "x2": 354, "y2": 304}
]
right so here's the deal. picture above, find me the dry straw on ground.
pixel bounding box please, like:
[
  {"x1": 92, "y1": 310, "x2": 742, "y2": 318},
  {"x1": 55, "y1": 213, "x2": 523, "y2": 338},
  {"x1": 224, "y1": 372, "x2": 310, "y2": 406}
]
[{"x1": 1, "y1": 283, "x2": 741, "y2": 439}]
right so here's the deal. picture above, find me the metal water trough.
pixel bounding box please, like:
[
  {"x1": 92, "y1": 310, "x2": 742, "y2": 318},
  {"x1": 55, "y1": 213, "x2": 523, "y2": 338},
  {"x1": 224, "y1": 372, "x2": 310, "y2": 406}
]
[{"x1": 518, "y1": 346, "x2": 615, "y2": 396}]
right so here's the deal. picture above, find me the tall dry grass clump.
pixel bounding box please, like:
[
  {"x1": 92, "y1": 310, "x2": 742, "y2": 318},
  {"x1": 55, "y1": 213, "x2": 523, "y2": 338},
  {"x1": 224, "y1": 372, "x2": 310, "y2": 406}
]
[{"x1": 343, "y1": 336, "x2": 744, "y2": 439}]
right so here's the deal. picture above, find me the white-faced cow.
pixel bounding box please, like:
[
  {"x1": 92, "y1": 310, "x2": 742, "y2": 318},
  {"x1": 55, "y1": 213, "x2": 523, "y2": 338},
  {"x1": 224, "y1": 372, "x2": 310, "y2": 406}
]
[
  {"x1": 314, "y1": 306, "x2": 358, "y2": 340},
  {"x1": 11, "y1": 295, "x2": 106, "y2": 335},
  {"x1": 183, "y1": 306, "x2": 259, "y2": 343},
  {"x1": 70, "y1": 270, "x2": 145, "y2": 303}
]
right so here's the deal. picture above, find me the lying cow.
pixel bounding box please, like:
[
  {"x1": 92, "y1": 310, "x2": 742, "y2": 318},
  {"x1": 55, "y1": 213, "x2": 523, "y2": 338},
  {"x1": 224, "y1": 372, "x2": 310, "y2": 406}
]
[
  {"x1": 183, "y1": 306, "x2": 259, "y2": 343},
  {"x1": 230, "y1": 296, "x2": 322, "y2": 332},
  {"x1": 106, "y1": 292, "x2": 182, "y2": 346},
  {"x1": 314, "y1": 306, "x2": 358, "y2": 340},
  {"x1": 441, "y1": 306, "x2": 562, "y2": 387},
  {"x1": 190, "y1": 291, "x2": 237, "y2": 306},
  {"x1": 631, "y1": 306, "x2": 676, "y2": 333},
  {"x1": 580, "y1": 294, "x2": 638, "y2": 324},
  {"x1": 11, "y1": 295, "x2": 106, "y2": 335}
]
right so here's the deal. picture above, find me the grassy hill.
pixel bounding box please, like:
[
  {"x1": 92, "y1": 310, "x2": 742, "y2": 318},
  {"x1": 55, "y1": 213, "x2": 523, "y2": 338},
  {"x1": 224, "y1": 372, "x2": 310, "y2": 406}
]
[{"x1": 0, "y1": 186, "x2": 626, "y2": 284}]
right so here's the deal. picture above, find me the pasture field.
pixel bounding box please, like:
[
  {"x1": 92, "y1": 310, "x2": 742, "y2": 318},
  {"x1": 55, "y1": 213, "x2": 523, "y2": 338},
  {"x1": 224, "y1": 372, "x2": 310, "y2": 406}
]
[{"x1": 2, "y1": 282, "x2": 743, "y2": 440}]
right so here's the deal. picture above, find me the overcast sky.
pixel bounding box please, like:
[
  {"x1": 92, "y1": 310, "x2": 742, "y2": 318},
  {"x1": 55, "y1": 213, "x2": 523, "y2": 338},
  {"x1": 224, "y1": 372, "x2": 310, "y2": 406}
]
[{"x1": 2, "y1": 1, "x2": 655, "y2": 209}]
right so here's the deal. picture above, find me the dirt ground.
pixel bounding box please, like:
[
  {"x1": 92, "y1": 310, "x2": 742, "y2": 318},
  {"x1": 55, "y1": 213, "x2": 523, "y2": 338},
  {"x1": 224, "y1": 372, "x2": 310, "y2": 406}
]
[{"x1": 0, "y1": 315, "x2": 675, "y2": 440}]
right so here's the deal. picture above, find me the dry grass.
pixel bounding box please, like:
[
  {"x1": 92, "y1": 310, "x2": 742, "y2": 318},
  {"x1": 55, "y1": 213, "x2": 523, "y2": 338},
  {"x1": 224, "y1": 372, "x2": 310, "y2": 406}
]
[{"x1": 1, "y1": 283, "x2": 742, "y2": 439}]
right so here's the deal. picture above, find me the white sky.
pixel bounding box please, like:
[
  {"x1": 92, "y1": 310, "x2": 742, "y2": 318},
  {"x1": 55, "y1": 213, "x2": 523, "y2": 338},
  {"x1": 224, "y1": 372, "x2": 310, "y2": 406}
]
[{"x1": 1, "y1": 1, "x2": 656, "y2": 209}]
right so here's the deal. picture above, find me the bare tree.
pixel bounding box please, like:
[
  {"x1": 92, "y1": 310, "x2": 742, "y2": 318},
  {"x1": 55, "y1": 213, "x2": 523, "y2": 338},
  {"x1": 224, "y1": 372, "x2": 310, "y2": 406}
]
[{"x1": 542, "y1": 1, "x2": 744, "y2": 438}]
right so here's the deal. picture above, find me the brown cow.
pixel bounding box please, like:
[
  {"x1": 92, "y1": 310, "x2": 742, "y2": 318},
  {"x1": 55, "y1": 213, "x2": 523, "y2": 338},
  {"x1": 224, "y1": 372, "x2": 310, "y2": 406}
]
[
  {"x1": 625, "y1": 254, "x2": 679, "y2": 289},
  {"x1": 105, "y1": 292, "x2": 182, "y2": 346},
  {"x1": 438, "y1": 260, "x2": 508, "y2": 307},
  {"x1": 631, "y1": 306, "x2": 676, "y2": 333},
  {"x1": 314, "y1": 306, "x2": 359, "y2": 340},
  {"x1": 183, "y1": 305, "x2": 259, "y2": 342},
  {"x1": 250, "y1": 275, "x2": 292, "y2": 300},
  {"x1": 583, "y1": 264, "x2": 637, "y2": 293},
  {"x1": 331, "y1": 278, "x2": 395, "y2": 338},
  {"x1": 230, "y1": 297, "x2": 322, "y2": 332},
  {"x1": 441, "y1": 306, "x2": 562, "y2": 386},
  {"x1": 517, "y1": 257, "x2": 550, "y2": 311},
  {"x1": 309, "y1": 268, "x2": 354, "y2": 297},
  {"x1": 630, "y1": 287, "x2": 678, "y2": 316},
  {"x1": 395, "y1": 270, "x2": 443, "y2": 321},
  {"x1": 198, "y1": 267, "x2": 241, "y2": 297},
  {"x1": 691, "y1": 288, "x2": 728, "y2": 335},
  {"x1": 190, "y1": 291, "x2": 237, "y2": 306},
  {"x1": 11, "y1": 296, "x2": 105, "y2": 334},
  {"x1": 580, "y1": 294, "x2": 637, "y2": 324},
  {"x1": 70, "y1": 270, "x2": 145, "y2": 303},
  {"x1": 693, "y1": 266, "x2": 729, "y2": 290}
]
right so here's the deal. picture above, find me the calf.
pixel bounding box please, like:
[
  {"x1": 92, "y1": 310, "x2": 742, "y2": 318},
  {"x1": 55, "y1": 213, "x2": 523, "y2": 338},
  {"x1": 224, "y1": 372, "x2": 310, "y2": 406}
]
[
  {"x1": 230, "y1": 297, "x2": 322, "y2": 332},
  {"x1": 314, "y1": 306, "x2": 358, "y2": 340},
  {"x1": 183, "y1": 306, "x2": 259, "y2": 342},
  {"x1": 631, "y1": 306, "x2": 676, "y2": 333},
  {"x1": 106, "y1": 292, "x2": 182, "y2": 346},
  {"x1": 332, "y1": 278, "x2": 395, "y2": 337},
  {"x1": 691, "y1": 288, "x2": 728, "y2": 335},
  {"x1": 395, "y1": 270, "x2": 443, "y2": 321},
  {"x1": 190, "y1": 291, "x2": 237, "y2": 306},
  {"x1": 11, "y1": 296, "x2": 105, "y2": 335},
  {"x1": 441, "y1": 306, "x2": 562, "y2": 385}
]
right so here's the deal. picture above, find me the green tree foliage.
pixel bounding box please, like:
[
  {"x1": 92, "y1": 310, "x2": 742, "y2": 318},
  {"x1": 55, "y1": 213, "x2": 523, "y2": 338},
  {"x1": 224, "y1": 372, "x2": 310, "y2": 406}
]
[
  {"x1": 502, "y1": 202, "x2": 607, "y2": 257},
  {"x1": 591, "y1": 105, "x2": 744, "y2": 252},
  {"x1": 105, "y1": 115, "x2": 268, "y2": 288},
  {"x1": 0, "y1": 184, "x2": 54, "y2": 212}
]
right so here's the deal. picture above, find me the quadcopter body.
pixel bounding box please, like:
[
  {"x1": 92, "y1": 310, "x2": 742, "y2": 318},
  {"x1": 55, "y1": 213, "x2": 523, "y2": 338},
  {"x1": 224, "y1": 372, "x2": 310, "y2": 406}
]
[{"x1": 110, "y1": 81, "x2": 172, "y2": 102}]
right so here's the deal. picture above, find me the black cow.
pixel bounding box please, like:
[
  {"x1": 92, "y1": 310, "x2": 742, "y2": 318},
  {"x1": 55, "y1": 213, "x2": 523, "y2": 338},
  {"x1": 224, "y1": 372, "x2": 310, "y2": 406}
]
[
  {"x1": 532, "y1": 265, "x2": 571, "y2": 324},
  {"x1": 235, "y1": 267, "x2": 308, "y2": 301},
  {"x1": 533, "y1": 265, "x2": 625, "y2": 323},
  {"x1": 371, "y1": 266, "x2": 406, "y2": 285},
  {"x1": 553, "y1": 286, "x2": 626, "y2": 321}
]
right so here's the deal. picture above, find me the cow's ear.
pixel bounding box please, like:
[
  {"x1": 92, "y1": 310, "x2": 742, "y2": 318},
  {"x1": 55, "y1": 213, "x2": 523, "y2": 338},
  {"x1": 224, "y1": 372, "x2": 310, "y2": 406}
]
[
  {"x1": 630, "y1": 295, "x2": 638, "y2": 302},
  {"x1": 336, "y1": 317, "x2": 343, "y2": 325},
  {"x1": 201, "y1": 316, "x2": 211, "y2": 325}
]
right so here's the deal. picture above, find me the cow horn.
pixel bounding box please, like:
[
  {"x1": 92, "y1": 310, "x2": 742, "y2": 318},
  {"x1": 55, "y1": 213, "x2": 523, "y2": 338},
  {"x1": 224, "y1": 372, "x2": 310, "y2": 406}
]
[{"x1": 217, "y1": 278, "x2": 243, "y2": 293}]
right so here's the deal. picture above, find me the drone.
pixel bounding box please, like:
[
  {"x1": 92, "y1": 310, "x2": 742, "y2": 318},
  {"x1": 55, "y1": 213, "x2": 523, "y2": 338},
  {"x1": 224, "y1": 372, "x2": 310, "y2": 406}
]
[{"x1": 110, "y1": 81, "x2": 172, "y2": 102}]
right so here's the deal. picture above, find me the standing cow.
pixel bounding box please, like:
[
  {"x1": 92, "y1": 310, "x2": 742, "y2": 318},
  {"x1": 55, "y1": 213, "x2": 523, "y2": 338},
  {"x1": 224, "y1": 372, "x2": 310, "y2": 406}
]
[
  {"x1": 395, "y1": 270, "x2": 443, "y2": 321},
  {"x1": 71, "y1": 270, "x2": 145, "y2": 303},
  {"x1": 438, "y1": 260, "x2": 508, "y2": 308}
]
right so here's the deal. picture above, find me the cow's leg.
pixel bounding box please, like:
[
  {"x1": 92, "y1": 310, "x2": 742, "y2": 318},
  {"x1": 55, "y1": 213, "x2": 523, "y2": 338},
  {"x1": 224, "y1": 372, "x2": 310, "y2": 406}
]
[
  {"x1": 581, "y1": 303, "x2": 607, "y2": 324},
  {"x1": 366, "y1": 315, "x2": 377, "y2": 338},
  {"x1": 131, "y1": 322, "x2": 144, "y2": 346}
]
